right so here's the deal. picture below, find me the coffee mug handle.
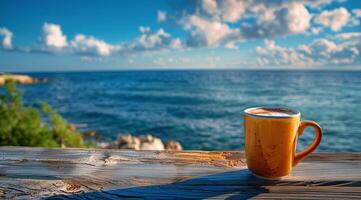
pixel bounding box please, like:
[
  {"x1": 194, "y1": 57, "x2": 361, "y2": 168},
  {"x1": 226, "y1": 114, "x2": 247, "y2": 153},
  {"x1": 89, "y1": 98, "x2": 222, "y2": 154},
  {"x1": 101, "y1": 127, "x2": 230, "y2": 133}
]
[{"x1": 293, "y1": 120, "x2": 322, "y2": 166}]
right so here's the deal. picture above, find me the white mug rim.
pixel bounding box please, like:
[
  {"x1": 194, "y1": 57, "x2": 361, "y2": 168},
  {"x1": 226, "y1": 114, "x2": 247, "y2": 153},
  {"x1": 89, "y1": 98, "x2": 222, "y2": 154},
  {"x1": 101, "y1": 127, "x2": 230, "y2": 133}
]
[{"x1": 244, "y1": 107, "x2": 300, "y2": 119}]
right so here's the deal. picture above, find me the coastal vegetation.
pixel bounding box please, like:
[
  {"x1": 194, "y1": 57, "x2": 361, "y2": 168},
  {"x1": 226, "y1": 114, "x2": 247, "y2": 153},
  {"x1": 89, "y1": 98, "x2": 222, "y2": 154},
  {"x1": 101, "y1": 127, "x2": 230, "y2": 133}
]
[
  {"x1": 0, "y1": 80, "x2": 87, "y2": 147},
  {"x1": 0, "y1": 79, "x2": 183, "y2": 150}
]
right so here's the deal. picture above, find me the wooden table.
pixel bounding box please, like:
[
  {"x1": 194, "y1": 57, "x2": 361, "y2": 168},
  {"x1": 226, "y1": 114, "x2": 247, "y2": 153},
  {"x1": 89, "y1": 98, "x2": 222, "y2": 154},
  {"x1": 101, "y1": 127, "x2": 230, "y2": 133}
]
[{"x1": 0, "y1": 147, "x2": 360, "y2": 199}]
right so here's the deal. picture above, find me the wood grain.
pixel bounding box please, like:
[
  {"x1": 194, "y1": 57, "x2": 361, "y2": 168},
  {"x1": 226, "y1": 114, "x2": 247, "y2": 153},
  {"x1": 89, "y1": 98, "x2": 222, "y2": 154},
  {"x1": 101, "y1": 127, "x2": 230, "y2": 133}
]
[{"x1": 0, "y1": 147, "x2": 360, "y2": 199}]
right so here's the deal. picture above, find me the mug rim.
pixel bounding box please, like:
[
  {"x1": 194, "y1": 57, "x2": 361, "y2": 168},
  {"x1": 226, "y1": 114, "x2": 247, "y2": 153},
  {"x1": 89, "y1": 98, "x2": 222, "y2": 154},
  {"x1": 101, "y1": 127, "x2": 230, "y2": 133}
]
[{"x1": 244, "y1": 107, "x2": 300, "y2": 119}]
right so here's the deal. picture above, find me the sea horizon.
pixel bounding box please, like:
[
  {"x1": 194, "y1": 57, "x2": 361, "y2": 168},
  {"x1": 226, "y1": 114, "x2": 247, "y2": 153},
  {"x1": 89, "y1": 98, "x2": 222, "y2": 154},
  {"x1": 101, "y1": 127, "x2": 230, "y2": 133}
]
[{"x1": 4, "y1": 67, "x2": 361, "y2": 74}]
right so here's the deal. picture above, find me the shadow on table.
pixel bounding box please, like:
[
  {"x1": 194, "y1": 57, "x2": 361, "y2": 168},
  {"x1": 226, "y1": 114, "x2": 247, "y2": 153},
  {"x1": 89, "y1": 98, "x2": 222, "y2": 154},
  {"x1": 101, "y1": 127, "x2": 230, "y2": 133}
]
[{"x1": 47, "y1": 169, "x2": 273, "y2": 199}]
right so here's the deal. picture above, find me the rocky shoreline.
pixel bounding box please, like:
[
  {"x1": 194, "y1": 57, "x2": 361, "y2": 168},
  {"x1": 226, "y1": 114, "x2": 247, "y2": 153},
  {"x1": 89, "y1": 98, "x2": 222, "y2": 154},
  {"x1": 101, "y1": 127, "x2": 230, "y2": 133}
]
[
  {"x1": 81, "y1": 130, "x2": 183, "y2": 151},
  {"x1": 0, "y1": 73, "x2": 47, "y2": 85},
  {"x1": 102, "y1": 134, "x2": 183, "y2": 151}
]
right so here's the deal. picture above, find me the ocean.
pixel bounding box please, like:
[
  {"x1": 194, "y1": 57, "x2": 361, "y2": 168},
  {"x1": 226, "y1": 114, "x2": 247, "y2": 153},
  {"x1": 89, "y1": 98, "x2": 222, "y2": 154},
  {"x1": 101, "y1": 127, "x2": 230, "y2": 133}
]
[{"x1": 6, "y1": 70, "x2": 361, "y2": 151}]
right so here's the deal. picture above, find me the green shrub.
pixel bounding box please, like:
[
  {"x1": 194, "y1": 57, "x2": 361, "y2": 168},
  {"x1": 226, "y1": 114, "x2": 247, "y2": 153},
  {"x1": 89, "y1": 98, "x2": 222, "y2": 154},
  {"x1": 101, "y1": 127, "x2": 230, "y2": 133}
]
[{"x1": 0, "y1": 79, "x2": 87, "y2": 148}]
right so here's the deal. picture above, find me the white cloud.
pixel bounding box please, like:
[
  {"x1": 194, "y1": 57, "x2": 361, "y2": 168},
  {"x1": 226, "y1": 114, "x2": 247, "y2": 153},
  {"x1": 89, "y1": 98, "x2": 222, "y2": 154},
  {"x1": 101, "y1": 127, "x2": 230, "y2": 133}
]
[
  {"x1": 284, "y1": 3, "x2": 312, "y2": 34},
  {"x1": 312, "y1": 39, "x2": 339, "y2": 54},
  {"x1": 70, "y1": 34, "x2": 121, "y2": 56},
  {"x1": 183, "y1": 15, "x2": 239, "y2": 47},
  {"x1": 304, "y1": 0, "x2": 333, "y2": 8},
  {"x1": 176, "y1": 0, "x2": 352, "y2": 47},
  {"x1": 71, "y1": 27, "x2": 182, "y2": 56},
  {"x1": 170, "y1": 38, "x2": 182, "y2": 49},
  {"x1": 189, "y1": 1, "x2": 312, "y2": 43},
  {"x1": 219, "y1": 0, "x2": 246, "y2": 22},
  {"x1": 315, "y1": 7, "x2": 350, "y2": 32},
  {"x1": 307, "y1": 38, "x2": 360, "y2": 65},
  {"x1": 41, "y1": 23, "x2": 121, "y2": 56},
  {"x1": 128, "y1": 27, "x2": 182, "y2": 51},
  {"x1": 334, "y1": 32, "x2": 361, "y2": 40},
  {"x1": 298, "y1": 44, "x2": 312, "y2": 54},
  {"x1": 200, "y1": 0, "x2": 247, "y2": 22},
  {"x1": 352, "y1": 9, "x2": 361, "y2": 18},
  {"x1": 152, "y1": 56, "x2": 192, "y2": 66},
  {"x1": 80, "y1": 56, "x2": 103, "y2": 62},
  {"x1": 138, "y1": 27, "x2": 169, "y2": 49},
  {"x1": 256, "y1": 36, "x2": 361, "y2": 67},
  {"x1": 310, "y1": 27, "x2": 323, "y2": 35},
  {"x1": 2, "y1": 23, "x2": 183, "y2": 57},
  {"x1": 243, "y1": 3, "x2": 312, "y2": 38},
  {"x1": 192, "y1": 0, "x2": 247, "y2": 46},
  {"x1": 157, "y1": 10, "x2": 167, "y2": 22},
  {"x1": 201, "y1": 0, "x2": 218, "y2": 16},
  {"x1": 256, "y1": 39, "x2": 298, "y2": 65},
  {"x1": 349, "y1": 9, "x2": 361, "y2": 26},
  {"x1": 225, "y1": 41, "x2": 238, "y2": 49},
  {"x1": 0, "y1": 27, "x2": 13, "y2": 49},
  {"x1": 42, "y1": 23, "x2": 68, "y2": 49},
  {"x1": 139, "y1": 26, "x2": 151, "y2": 33}
]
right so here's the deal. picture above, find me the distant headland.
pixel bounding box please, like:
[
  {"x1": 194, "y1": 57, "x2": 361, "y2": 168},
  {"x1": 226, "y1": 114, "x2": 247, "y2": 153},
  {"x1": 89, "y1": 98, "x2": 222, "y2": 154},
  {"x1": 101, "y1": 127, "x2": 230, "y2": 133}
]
[{"x1": 0, "y1": 73, "x2": 47, "y2": 85}]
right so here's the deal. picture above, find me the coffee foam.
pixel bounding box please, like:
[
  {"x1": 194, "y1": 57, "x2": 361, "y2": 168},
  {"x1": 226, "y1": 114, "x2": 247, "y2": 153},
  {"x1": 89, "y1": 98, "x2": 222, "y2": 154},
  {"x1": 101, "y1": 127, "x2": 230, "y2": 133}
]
[{"x1": 248, "y1": 108, "x2": 297, "y2": 117}]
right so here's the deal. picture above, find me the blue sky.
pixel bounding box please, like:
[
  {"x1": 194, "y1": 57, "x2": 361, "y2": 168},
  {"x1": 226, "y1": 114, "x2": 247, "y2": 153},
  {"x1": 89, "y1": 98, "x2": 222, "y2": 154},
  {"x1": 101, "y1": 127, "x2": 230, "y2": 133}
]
[{"x1": 0, "y1": 0, "x2": 361, "y2": 72}]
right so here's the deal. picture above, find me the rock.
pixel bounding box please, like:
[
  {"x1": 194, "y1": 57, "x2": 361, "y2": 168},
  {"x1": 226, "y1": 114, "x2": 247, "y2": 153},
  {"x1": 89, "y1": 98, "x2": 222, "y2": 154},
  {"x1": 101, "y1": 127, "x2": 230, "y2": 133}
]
[
  {"x1": 109, "y1": 134, "x2": 140, "y2": 150},
  {"x1": 138, "y1": 134, "x2": 153, "y2": 143},
  {"x1": 165, "y1": 140, "x2": 183, "y2": 151},
  {"x1": 104, "y1": 133, "x2": 181, "y2": 151},
  {"x1": 0, "y1": 74, "x2": 38, "y2": 85},
  {"x1": 139, "y1": 135, "x2": 165, "y2": 150},
  {"x1": 97, "y1": 142, "x2": 110, "y2": 149}
]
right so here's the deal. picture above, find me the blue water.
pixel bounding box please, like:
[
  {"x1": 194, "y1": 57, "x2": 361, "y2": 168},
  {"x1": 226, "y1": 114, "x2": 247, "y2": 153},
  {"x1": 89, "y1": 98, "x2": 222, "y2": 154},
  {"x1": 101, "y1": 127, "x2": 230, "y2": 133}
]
[{"x1": 6, "y1": 70, "x2": 361, "y2": 151}]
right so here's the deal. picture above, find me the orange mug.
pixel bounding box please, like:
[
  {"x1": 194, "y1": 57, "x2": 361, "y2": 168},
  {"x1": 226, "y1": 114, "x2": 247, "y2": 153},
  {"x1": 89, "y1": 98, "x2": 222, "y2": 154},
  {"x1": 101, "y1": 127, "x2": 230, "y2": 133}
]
[{"x1": 243, "y1": 107, "x2": 322, "y2": 179}]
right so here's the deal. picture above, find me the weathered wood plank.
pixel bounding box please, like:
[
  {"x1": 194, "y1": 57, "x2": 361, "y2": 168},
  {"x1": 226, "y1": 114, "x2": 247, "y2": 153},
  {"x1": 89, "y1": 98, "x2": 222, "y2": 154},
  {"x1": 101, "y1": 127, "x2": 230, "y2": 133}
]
[{"x1": 0, "y1": 147, "x2": 360, "y2": 199}]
